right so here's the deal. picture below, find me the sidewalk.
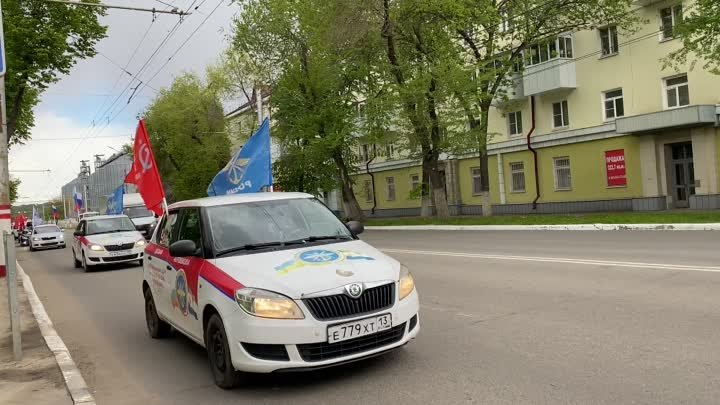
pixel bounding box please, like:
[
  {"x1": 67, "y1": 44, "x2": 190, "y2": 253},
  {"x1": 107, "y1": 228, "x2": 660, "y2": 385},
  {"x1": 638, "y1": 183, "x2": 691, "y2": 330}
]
[{"x1": 0, "y1": 277, "x2": 71, "y2": 405}]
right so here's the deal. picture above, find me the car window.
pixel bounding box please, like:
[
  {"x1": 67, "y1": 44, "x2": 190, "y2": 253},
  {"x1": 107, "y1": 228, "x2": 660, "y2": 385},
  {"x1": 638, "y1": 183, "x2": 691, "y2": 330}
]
[
  {"x1": 86, "y1": 217, "x2": 136, "y2": 235},
  {"x1": 35, "y1": 226, "x2": 60, "y2": 234},
  {"x1": 174, "y1": 209, "x2": 202, "y2": 255},
  {"x1": 76, "y1": 221, "x2": 83, "y2": 233},
  {"x1": 158, "y1": 212, "x2": 178, "y2": 248}
]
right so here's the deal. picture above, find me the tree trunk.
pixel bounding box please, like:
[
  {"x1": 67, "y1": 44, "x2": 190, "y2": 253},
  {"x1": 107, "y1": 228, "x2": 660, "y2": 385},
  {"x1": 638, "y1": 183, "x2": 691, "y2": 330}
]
[
  {"x1": 477, "y1": 104, "x2": 492, "y2": 217},
  {"x1": 332, "y1": 152, "x2": 364, "y2": 221},
  {"x1": 420, "y1": 170, "x2": 431, "y2": 217},
  {"x1": 421, "y1": 151, "x2": 450, "y2": 219}
]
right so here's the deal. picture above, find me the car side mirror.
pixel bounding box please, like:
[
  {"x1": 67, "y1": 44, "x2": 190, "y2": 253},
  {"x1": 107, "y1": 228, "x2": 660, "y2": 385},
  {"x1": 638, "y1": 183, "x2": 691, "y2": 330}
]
[
  {"x1": 170, "y1": 240, "x2": 198, "y2": 257},
  {"x1": 346, "y1": 221, "x2": 364, "y2": 236},
  {"x1": 73, "y1": 230, "x2": 84, "y2": 237}
]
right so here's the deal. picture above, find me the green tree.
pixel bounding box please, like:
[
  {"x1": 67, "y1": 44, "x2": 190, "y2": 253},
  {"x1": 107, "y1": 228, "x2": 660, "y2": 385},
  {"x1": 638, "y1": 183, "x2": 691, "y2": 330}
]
[
  {"x1": 665, "y1": 0, "x2": 720, "y2": 74},
  {"x1": 3, "y1": 0, "x2": 107, "y2": 145},
  {"x1": 448, "y1": 0, "x2": 640, "y2": 215},
  {"x1": 9, "y1": 178, "x2": 20, "y2": 204},
  {"x1": 232, "y1": 0, "x2": 371, "y2": 220},
  {"x1": 144, "y1": 73, "x2": 230, "y2": 201}
]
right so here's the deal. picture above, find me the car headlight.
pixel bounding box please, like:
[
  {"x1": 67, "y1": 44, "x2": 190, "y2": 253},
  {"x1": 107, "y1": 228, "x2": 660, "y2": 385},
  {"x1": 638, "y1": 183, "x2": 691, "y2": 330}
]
[
  {"x1": 399, "y1": 265, "x2": 416, "y2": 300},
  {"x1": 235, "y1": 288, "x2": 304, "y2": 319},
  {"x1": 135, "y1": 239, "x2": 146, "y2": 247},
  {"x1": 89, "y1": 244, "x2": 104, "y2": 251},
  {"x1": 59, "y1": 234, "x2": 64, "y2": 240},
  {"x1": 32, "y1": 237, "x2": 40, "y2": 241}
]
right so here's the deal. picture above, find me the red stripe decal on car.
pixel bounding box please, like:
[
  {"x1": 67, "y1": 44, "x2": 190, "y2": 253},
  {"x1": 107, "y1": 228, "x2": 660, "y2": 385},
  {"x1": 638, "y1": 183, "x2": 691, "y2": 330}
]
[{"x1": 200, "y1": 261, "x2": 244, "y2": 300}]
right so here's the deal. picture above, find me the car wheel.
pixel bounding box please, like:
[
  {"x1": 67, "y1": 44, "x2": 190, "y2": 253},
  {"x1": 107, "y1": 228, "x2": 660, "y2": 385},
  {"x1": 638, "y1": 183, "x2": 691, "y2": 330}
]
[
  {"x1": 72, "y1": 249, "x2": 82, "y2": 268},
  {"x1": 82, "y1": 253, "x2": 90, "y2": 273},
  {"x1": 29, "y1": 245, "x2": 35, "y2": 252},
  {"x1": 144, "y1": 289, "x2": 171, "y2": 338},
  {"x1": 205, "y1": 314, "x2": 244, "y2": 389}
]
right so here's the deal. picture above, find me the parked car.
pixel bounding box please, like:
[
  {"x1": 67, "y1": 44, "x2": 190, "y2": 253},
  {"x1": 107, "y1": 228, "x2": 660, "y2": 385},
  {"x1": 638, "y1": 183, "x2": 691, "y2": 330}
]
[
  {"x1": 142, "y1": 192, "x2": 420, "y2": 388},
  {"x1": 29, "y1": 224, "x2": 66, "y2": 251},
  {"x1": 72, "y1": 215, "x2": 146, "y2": 271}
]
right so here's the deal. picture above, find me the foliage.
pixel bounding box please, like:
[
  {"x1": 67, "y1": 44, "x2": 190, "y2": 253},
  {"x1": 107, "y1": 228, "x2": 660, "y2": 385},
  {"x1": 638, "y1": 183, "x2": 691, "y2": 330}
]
[
  {"x1": 9, "y1": 178, "x2": 20, "y2": 204},
  {"x1": 3, "y1": 0, "x2": 107, "y2": 146},
  {"x1": 143, "y1": 73, "x2": 230, "y2": 202},
  {"x1": 665, "y1": 0, "x2": 720, "y2": 74},
  {"x1": 232, "y1": 0, "x2": 371, "y2": 219}
]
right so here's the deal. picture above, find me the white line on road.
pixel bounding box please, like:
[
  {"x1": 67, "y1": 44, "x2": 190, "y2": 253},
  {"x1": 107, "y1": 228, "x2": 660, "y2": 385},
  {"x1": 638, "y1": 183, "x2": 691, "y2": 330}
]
[{"x1": 381, "y1": 248, "x2": 720, "y2": 273}]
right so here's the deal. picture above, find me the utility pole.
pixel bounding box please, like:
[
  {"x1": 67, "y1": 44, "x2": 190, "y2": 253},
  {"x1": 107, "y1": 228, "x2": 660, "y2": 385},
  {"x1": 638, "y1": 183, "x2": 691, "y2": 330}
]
[
  {"x1": 0, "y1": 0, "x2": 11, "y2": 278},
  {"x1": 80, "y1": 160, "x2": 90, "y2": 214}
]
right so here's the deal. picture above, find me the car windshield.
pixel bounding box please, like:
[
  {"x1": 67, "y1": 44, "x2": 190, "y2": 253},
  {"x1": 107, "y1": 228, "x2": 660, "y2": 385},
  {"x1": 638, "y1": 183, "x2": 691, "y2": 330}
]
[
  {"x1": 86, "y1": 217, "x2": 137, "y2": 235},
  {"x1": 206, "y1": 198, "x2": 352, "y2": 253},
  {"x1": 124, "y1": 206, "x2": 153, "y2": 219},
  {"x1": 35, "y1": 226, "x2": 61, "y2": 234}
]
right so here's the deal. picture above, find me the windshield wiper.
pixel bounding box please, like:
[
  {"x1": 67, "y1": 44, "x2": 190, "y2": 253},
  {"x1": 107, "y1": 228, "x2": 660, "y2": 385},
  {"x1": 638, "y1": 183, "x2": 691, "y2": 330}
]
[
  {"x1": 303, "y1": 235, "x2": 352, "y2": 242},
  {"x1": 216, "y1": 240, "x2": 307, "y2": 257}
]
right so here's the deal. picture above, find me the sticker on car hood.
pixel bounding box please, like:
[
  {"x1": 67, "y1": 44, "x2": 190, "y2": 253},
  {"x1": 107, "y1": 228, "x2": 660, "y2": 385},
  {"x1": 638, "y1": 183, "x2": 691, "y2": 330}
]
[{"x1": 274, "y1": 249, "x2": 375, "y2": 276}]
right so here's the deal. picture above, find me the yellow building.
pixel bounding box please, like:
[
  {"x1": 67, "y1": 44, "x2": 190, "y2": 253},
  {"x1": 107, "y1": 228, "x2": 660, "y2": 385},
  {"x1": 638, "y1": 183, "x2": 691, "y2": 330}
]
[{"x1": 353, "y1": 0, "x2": 720, "y2": 216}]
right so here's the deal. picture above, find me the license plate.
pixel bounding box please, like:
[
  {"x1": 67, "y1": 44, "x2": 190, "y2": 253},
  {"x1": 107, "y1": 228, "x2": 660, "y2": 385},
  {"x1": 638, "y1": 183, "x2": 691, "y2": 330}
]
[
  {"x1": 108, "y1": 250, "x2": 132, "y2": 257},
  {"x1": 327, "y1": 314, "x2": 392, "y2": 343}
]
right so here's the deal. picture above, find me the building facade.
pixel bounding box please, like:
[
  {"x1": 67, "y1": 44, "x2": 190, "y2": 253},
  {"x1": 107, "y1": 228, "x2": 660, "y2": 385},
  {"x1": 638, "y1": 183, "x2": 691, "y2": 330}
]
[{"x1": 352, "y1": 0, "x2": 720, "y2": 216}]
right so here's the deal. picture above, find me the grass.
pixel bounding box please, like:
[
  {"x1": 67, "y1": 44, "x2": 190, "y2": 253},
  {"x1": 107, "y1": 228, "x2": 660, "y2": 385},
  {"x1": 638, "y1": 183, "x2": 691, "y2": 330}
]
[{"x1": 364, "y1": 210, "x2": 720, "y2": 226}]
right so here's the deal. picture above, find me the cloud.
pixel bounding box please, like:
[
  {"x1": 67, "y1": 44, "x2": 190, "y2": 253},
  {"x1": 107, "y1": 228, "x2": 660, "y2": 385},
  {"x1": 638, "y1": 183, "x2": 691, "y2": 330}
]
[{"x1": 10, "y1": 111, "x2": 134, "y2": 203}]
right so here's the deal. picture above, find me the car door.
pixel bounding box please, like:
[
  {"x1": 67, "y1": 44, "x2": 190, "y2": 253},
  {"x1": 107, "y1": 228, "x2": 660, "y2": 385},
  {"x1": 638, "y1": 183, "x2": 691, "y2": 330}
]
[
  {"x1": 166, "y1": 208, "x2": 205, "y2": 340},
  {"x1": 73, "y1": 220, "x2": 86, "y2": 254},
  {"x1": 145, "y1": 212, "x2": 179, "y2": 321}
]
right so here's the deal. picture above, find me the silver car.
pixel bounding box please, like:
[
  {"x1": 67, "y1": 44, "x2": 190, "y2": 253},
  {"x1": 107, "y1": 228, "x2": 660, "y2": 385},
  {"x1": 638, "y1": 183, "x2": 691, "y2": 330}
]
[{"x1": 29, "y1": 224, "x2": 66, "y2": 251}]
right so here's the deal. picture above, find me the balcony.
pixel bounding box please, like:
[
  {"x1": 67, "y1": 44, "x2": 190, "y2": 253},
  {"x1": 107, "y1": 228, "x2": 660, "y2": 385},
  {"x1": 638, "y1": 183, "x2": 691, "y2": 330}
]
[
  {"x1": 522, "y1": 58, "x2": 577, "y2": 96},
  {"x1": 615, "y1": 105, "x2": 719, "y2": 134}
]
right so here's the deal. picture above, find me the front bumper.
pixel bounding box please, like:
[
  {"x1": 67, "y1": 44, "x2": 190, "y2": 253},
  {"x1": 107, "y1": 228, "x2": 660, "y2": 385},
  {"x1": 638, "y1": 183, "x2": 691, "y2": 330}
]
[
  {"x1": 85, "y1": 247, "x2": 144, "y2": 265},
  {"x1": 31, "y1": 240, "x2": 66, "y2": 249},
  {"x1": 226, "y1": 288, "x2": 420, "y2": 373}
]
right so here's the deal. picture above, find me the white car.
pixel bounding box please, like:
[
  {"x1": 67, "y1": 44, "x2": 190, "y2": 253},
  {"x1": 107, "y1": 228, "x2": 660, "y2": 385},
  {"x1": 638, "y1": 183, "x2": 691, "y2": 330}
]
[
  {"x1": 142, "y1": 193, "x2": 420, "y2": 388},
  {"x1": 29, "y1": 224, "x2": 66, "y2": 251},
  {"x1": 72, "y1": 215, "x2": 146, "y2": 271}
]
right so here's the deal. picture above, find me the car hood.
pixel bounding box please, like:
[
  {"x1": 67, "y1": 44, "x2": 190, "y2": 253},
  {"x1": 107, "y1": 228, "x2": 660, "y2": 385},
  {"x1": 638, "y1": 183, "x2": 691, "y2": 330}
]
[
  {"x1": 34, "y1": 232, "x2": 63, "y2": 239},
  {"x1": 85, "y1": 231, "x2": 143, "y2": 246},
  {"x1": 212, "y1": 240, "x2": 399, "y2": 299}
]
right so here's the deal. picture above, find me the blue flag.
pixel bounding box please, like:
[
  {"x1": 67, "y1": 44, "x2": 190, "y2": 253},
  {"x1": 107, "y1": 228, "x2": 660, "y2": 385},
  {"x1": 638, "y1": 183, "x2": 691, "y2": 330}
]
[
  {"x1": 32, "y1": 206, "x2": 43, "y2": 226},
  {"x1": 107, "y1": 185, "x2": 124, "y2": 215},
  {"x1": 207, "y1": 118, "x2": 272, "y2": 196}
]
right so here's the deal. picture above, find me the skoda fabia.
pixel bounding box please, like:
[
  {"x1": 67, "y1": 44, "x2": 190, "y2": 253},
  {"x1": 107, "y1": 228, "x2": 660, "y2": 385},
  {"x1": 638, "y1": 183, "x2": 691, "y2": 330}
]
[{"x1": 142, "y1": 192, "x2": 419, "y2": 388}]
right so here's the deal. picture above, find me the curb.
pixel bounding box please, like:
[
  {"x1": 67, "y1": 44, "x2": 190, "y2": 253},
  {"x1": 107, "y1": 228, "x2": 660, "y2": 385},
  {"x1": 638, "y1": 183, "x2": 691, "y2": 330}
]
[
  {"x1": 365, "y1": 223, "x2": 720, "y2": 231},
  {"x1": 17, "y1": 263, "x2": 96, "y2": 405}
]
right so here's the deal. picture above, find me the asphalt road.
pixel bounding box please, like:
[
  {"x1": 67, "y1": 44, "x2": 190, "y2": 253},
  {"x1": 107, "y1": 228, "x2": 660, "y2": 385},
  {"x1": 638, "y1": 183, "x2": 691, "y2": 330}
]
[{"x1": 17, "y1": 230, "x2": 720, "y2": 405}]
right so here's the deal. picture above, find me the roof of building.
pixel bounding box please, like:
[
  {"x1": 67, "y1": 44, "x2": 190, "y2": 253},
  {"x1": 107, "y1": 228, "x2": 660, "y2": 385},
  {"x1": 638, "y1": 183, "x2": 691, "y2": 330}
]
[{"x1": 168, "y1": 192, "x2": 313, "y2": 209}]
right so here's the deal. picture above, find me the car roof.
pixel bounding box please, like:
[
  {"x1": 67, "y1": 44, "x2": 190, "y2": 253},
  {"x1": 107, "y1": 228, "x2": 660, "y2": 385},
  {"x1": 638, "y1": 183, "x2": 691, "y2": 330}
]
[
  {"x1": 83, "y1": 214, "x2": 130, "y2": 221},
  {"x1": 168, "y1": 192, "x2": 314, "y2": 210},
  {"x1": 35, "y1": 224, "x2": 59, "y2": 228}
]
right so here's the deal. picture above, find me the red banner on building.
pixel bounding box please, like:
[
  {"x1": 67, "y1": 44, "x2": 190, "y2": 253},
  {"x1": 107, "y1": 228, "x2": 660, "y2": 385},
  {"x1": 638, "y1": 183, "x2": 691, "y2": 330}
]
[{"x1": 605, "y1": 149, "x2": 627, "y2": 187}]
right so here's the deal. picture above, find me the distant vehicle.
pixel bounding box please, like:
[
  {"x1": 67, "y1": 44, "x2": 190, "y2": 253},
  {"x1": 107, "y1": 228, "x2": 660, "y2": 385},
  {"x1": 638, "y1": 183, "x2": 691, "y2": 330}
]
[
  {"x1": 122, "y1": 193, "x2": 157, "y2": 239},
  {"x1": 141, "y1": 193, "x2": 419, "y2": 388},
  {"x1": 72, "y1": 215, "x2": 146, "y2": 272},
  {"x1": 78, "y1": 211, "x2": 99, "y2": 221},
  {"x1": 29, "y1": 224, "x2": 66, "y2": 251},
  {"x1": 19, "y1": 221, "x2": 33, "y2": 246}
]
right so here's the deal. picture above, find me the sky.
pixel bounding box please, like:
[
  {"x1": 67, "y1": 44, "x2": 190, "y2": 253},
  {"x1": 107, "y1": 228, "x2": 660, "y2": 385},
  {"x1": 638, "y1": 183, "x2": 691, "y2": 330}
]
[{"x1": 9, "y1": 0, "x2": 239, "y2": 204}]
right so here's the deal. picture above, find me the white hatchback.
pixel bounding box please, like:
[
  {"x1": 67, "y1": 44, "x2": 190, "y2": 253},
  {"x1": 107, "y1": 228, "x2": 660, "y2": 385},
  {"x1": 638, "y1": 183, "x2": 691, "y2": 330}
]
[
  {"x1": 29, "y1": 224, "x2": 66, "y2": 251},
  {"x1": 72, "y1": 215, "x2": 146, "y2": 271},
  {"x1": 142, "y1": 193, "x2": 419, "y2": 388}
]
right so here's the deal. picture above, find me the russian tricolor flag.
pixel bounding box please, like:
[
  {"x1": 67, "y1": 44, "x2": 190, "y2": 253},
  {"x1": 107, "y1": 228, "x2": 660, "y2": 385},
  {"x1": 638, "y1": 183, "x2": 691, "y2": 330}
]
[{"x1": 73, "y1": 187, "x2": 83, "y2": 212}]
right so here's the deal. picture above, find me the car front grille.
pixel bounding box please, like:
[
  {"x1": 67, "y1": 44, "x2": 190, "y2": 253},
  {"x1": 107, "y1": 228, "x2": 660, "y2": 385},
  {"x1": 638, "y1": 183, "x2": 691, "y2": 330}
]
[
  {"x1": 103, "y1": 254, "x2": 138, "y2": 262},
  {"x1": 297, "y1": 322, "x2": 406, "y2": 362},
  {"x1": 303, "y1": 283, "x2": 395, "y2": 321},
  {"x1": 104, "y1": 242, "x2": 135, "y2": 252},
  {"x1": 41, "y1": 237, "x2": 55, "y2": 241}
]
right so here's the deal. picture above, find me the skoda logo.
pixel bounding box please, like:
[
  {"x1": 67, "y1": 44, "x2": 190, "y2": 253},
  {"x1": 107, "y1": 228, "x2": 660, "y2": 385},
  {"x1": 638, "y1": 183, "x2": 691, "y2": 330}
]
[{"x1": 345, "y1": 283, "x2": 364, "y2": 299}]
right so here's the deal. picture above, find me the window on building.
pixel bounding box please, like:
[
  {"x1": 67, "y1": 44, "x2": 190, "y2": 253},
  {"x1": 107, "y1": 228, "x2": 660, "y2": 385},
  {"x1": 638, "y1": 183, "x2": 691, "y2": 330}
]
[
  {"x1": 499, "y1": 10, "x2": 515, "y2": 33},
  {"x1": 509, "y1": 162, "x2": 526, "y2": 192},
  {"x1": 508, "y1": 111, "x2": 523, "y2": 136},
  {"x1": 553, "y1": 157, "x2": 572, "y2": 191},
  {"x1": 357, "y1": 102, "x2": 367, "y2": 119},
  {"x1": 525, "y1": 36, "x2": 573, "y2": 67},
  {"x1": 360, "y1": 144, "x2": 370, "y2": 162},
  {"x1": 599, "y1": 26, "x2": 619, "y2": 56},
  {"x1": 385, "y1": 177, "x2": 396, "y2": 201},
  {"x1": 410, "y1": 174, "x2": 420, "y2": 192},
  {"x1": 386, "y1": 143, "x2": 395, "y2": 159},
  {"x1": 603, "y1": 89, "x2": 625, "y2": 120},
  {"x1": 660, "y1": 5, "x2": 683, "y2": 40},
  {"x1": 552, "y1": 100, "x2": 570, "y2": 128},
  {"x1": 664, "y1": 75, "x2": 689, "y2": 108},
  {"x1": 363, "y1": 179, "x2": 373, "y2": 202},
  {"x1": 471, "y1": 167, "x2": 483, "y2": 195}
]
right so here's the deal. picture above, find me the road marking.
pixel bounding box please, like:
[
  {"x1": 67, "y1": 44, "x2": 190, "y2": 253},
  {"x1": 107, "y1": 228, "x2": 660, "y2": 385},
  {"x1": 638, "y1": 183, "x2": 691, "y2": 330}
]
[
  {"x1": 17, "y1": 262, "x2": 96, "y2": 405},
  {"x1": 381, "y1": 248, "x2": 720, "y2": 273}
]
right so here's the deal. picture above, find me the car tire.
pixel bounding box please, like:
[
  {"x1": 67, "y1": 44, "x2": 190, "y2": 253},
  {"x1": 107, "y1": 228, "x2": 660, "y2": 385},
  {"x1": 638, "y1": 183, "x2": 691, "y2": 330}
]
[
  {"x1": 205, "y1": 314, "x2": 244, "y2": 389},
  {"x1": 29, "y1": 245, "x2": 34, "y2": 252},
  {"x1": 82, "y1": 253, "x2": 90, "y2": 273},
  {"x1": 73, "y1": 249, "x2": 82, "y2": 268},
  {"x1": 144, "y1": 289, "x2": 171, "y2": 339}
]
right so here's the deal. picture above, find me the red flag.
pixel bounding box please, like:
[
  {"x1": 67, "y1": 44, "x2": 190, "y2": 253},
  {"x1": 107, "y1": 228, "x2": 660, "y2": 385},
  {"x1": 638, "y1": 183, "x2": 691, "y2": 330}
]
[{"x1": 125, "y1": 120, "x2": 165, "y2": 216}]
